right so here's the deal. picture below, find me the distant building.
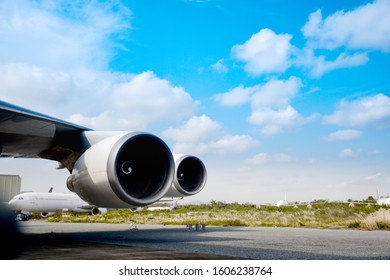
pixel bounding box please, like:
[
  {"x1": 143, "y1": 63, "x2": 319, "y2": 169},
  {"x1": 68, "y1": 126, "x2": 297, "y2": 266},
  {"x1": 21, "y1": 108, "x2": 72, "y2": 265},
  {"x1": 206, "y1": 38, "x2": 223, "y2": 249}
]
[{"x1": 0, "y1": 175, "x2": 21, "y2": 202}]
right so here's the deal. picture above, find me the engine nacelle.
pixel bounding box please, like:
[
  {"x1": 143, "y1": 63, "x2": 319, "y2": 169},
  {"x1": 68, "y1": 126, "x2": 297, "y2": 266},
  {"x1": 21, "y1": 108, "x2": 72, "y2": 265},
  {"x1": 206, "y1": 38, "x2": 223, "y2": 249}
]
[
  {"x1": 164, "y1": 154, "x2": 207, "y2": 198},
  {"x1": 41, "y1": 212, "x2": 55, "y2": 218},
  {"x1": 90, "y1": 207, "x2": 108, "y2": 215},
  {"x1": 66, "y1": 132, "x2": 175, "y2": 208}
]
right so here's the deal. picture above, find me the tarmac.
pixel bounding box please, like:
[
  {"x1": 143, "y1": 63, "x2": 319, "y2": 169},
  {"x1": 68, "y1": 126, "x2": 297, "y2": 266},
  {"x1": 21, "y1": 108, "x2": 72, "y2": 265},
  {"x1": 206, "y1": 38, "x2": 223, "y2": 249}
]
[
  {"x1": 10, "y1": 221, "x2": 242, "y2": 260},
  {"x1": 15, "y1": 233, "x2": 237, "y2": 260},
  {"x1": 7, "y1": 220, "x2": 390, "y2": 260}
]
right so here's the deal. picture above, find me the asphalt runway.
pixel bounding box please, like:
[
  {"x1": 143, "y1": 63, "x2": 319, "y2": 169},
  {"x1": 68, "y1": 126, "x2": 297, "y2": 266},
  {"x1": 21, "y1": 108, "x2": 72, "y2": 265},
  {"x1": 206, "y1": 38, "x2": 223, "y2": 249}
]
[{"x1": 10, "y1": 221, "x2": 390, "y2": 260}]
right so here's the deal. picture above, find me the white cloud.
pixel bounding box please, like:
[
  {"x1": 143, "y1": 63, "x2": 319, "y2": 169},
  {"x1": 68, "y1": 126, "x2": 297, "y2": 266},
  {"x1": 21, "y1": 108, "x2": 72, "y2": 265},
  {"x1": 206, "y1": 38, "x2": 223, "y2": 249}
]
[
  {"x1": 0, "y1": 63, "x2": 128, "y2": 117},
  {"x1": 231, "y1": 28, "x2": 293, "y2": 75},
  {"x1": 245, "y1": 152, "x2": 293, "y2": 165},
  {"x1": 249, "y1": 77, "x2": 315, "y2": 135},
  {"x1": 339, "y1": 148, "x2": 358, "y2": 159},
  {"x1": 111, "y1": 71, "x2": 199, "y2": 125},
  {"x1": 68, "y1": 111, "x2": 113, "y2": 130},
  {"x1": 364, "y1": 172, "x2": 382, "y2": 181},
  {"x1": 67, "y1": 71, "x2": 199, "y2": 130},
  {"x1": 0, "y1": 63, "x2": 73, "y2": 110},
  {"x1": 298, "y1": 49, "x2": 369, "y2": 78},
  {"x1": 245, "y1": 152, "x2": 269, "y2": 165},
  {"x1": 198, "y1": 135, "x2": 260, "y2": 156},
  {"x1": 215, "y1": 77, "x2": 302, "y2": 109},
  {"x1": 0, "y1": 0, "x2": 131, "y2": 70},
  {"x1": 214, "y1": 76, "x2": 314, "y2": 136},
  {"x1": 248, "y1": 105, "x2": 306, "y2": 136},
  {"x1": 0, "y1": 2, "x2": 201, "y2": 131},
  {"x1": 324, "y1": 94, "x2": 390, "y2": 127},
  {"x1": 250, "y1": 77, "x2": 302, "y2": 109},
  {"x1": 213, "y1": 84, "x2": 254, "y2": 107},
  {"x1": 0, "y1": 67, "x2": 199, "y2": 131},
  {"x1": 298, "y1": 0, "x2": 390, "y2": 77},
  {"x1": 162, "y1": 115, "x2": 259, "y2": 155},
  {"x1": 369, "y1": 150, "x2": 382, "y2": 155},
  {"x1": 210, "y1": 58, "x2": 228, "y2": 73},
  {"x1": 162, "y1": 114, "x2": 221, "y2": 144},
  {"x1": 326, "y1": 129, "x2": 362, "y2": 141},
  {"x1": 230, "y1": 1, "x2": 388, "y2": 78},
  {"x1": 302, "y1": 0, "x2": 390, "y2": 52}
]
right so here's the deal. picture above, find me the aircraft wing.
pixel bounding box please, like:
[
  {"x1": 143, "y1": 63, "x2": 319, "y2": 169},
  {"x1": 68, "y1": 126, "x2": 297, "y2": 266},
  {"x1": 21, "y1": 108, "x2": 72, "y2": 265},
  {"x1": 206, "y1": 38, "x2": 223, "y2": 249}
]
[
  {"x1": 0, "y1": 100, "x2": 90, "y2": 170},
  {"x1": 1, "y1": 100, "x2": 207, "y2": 259},
  {"x1": 1, "y1": 100, "x2": 207, "y2": 210}
]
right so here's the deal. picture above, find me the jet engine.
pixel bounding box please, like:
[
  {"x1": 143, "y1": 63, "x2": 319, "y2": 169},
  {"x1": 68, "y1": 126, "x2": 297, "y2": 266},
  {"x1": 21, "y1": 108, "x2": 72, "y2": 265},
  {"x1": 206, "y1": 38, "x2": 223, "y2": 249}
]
[
  {"x1": 164, "y1": 154, "x2": 207, "y2": 198},
  {"x1": 66, "y1": 132, "x2": 175, "y2": 208},
  {"x1": 41, "y1": 212, "x2": 55, "y2": 218},
  {"x1": 90, "y1": 207, "x2": 108, "y2": 215}
]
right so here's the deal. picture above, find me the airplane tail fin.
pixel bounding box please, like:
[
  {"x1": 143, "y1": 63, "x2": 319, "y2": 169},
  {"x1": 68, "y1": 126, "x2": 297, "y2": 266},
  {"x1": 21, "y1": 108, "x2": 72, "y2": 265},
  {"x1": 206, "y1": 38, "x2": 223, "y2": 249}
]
[{"x1": 48, "y1": 187, "x2": 53, "y2": 193}]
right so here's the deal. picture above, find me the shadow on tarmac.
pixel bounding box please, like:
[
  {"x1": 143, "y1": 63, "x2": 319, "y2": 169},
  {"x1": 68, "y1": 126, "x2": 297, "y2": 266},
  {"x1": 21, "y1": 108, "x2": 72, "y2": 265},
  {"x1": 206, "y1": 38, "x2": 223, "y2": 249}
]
[{"x1": 0, "y1": 203, "x2": 23, "y2": 259}]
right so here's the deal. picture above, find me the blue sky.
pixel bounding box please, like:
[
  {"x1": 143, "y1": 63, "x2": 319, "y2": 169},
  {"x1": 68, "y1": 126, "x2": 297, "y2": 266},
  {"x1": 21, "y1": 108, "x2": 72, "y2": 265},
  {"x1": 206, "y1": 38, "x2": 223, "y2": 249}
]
[{"x1": 1, "y1": 0, "x2": 390, "y2": 203}]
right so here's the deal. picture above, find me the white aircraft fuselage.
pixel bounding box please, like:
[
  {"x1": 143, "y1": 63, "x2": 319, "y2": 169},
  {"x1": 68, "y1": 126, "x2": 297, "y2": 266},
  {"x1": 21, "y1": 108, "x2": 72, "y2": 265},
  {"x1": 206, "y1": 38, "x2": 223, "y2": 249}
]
[{"x1": 8, "y1": 192, "x2": 94, "y2": 214}]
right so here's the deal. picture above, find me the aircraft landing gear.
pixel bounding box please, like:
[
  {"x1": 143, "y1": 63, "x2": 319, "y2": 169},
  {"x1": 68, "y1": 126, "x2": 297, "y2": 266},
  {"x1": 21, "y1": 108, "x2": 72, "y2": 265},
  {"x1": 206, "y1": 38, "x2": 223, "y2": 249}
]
[{"x1": 15, "y1": 213, "x2": 29, "y2": 221}]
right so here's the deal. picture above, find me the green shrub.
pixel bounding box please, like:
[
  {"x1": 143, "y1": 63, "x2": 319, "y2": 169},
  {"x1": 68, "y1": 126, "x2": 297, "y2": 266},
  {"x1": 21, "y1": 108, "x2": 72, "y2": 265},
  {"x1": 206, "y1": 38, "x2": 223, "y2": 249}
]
[{"x1": 45, "y1": 201, "x2": 390, "y2": 230}]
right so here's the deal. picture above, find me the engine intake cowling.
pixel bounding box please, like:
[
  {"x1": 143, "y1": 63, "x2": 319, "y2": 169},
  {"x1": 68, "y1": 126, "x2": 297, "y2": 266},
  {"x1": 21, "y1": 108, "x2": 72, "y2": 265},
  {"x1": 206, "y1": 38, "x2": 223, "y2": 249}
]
[
  {"x1": 41, "y1": 212, "x2": 55, "y2": 218},
  {"x1": 91, "y1": 207, "x2": 107, "y2": 215},
  {"x1": 67, "y1": 132, "x2": 175, "y2": 208},
  {"x1": 164, "y1": 154, "x2": 207, "y2": 198}
]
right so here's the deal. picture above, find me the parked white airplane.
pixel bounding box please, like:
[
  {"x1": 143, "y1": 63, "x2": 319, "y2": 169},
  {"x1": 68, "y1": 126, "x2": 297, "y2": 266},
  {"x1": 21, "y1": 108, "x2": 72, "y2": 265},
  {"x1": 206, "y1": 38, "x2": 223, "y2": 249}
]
[
  {"x1": 376, "y1": 196, "x2": 390, "y2": 206},
  {"x1": 0, "y1": 100, "x2": 207, "y2": 211},
  {"x1": 375, "y1": 189, "x2": 390, "y2": 206},
  {"x1": 258, "y1": 193, "x2": 326, "y2": 208},
  {"x1": 8, "y1": 191, "x2": 108, "y2": 220},
  {"x1": 347, "y1": 190, "x2": 390, "y2": 207},
  {"x1": 258, "y1": 200, "x2": 314, "y2": 208},
  {"x1": 258, "y1": 193, "x2": 316, "y2": 208}
]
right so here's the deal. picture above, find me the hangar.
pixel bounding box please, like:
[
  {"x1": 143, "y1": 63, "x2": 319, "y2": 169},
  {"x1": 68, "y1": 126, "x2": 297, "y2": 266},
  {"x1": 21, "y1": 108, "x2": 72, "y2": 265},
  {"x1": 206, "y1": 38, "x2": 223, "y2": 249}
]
[{"x1": 0, "y1": 175, "x2": 21, "y2": 202}]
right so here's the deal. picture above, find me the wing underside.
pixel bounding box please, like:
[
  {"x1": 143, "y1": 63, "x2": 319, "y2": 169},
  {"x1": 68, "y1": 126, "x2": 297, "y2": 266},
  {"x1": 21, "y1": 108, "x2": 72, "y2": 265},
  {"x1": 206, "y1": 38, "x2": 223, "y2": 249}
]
[{"x1": 0, "y1": 100, "x2": 90, "y2": 170}]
